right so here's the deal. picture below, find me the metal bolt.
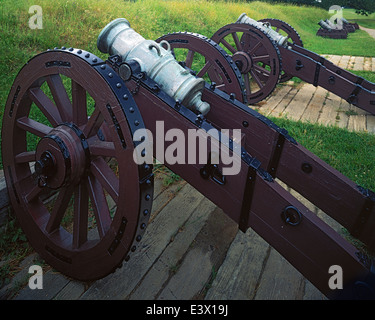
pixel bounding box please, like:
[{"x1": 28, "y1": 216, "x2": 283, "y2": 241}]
[{"x1": 301, "y1": 162, "x2": 312, "y2": 174}]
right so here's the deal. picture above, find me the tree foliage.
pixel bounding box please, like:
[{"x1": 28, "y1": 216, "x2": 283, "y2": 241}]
[{"x1": 347, "y1": 0, "x2": 375, "y2": 15}]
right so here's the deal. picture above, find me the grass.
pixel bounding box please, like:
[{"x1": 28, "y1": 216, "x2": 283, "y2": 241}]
[
  {"x1": 343, "y1": 8, "x2": 375, "y2": 29},
  {"x1": 270, "y1": 117, "x2": 375, "y2": 191},
  {"x1": 1, "y1": 0, "x2": 374, "y2": 104}
]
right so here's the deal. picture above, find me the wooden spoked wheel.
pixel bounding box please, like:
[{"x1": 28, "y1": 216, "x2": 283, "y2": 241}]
[
  {"x1": 2, "y1": 48, "x2": 153, "y2": 280},
  {"x1": 156, "y1": 32, "x2": 247, "y2": 103},
  {"x1": 258, "y1": 18, "x2": 303, "y2": 82},
  {"x1": 211, "y1": 23, "x2": 282, "y2": 105}
]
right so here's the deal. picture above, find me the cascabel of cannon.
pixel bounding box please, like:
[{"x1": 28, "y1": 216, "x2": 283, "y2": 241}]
[
  {"x1": 97, "y1": 18, "x2": 210, "y2": 115},
  {"x1": 236, "y1": 13, "x2": 288, "y2": 47}
]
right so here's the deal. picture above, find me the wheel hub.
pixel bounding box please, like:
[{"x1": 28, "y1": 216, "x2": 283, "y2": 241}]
[
  {"x1": 35, "y1": 124, "x2": 88, "y2": 189},
  {"x1": 232, "y1": 51, "x2": 253, "y2": 74}
]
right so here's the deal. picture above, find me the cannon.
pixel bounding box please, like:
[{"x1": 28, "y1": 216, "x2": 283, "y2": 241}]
[
  {"x1": 334, "y1": 18, "x2": 356, "y2": 33},
  {"x1": 3, "y1": 15, "x2": 375, "y2": 300},
  {"x1": 326, "y1": 18, "x2": 356, "y2": 33},
  {"x1": 317, "y1": 19, "x2": 348, "y2": 39},
  {"x1": 340, "y1": 17, "x2": 360, "y2": 31}
]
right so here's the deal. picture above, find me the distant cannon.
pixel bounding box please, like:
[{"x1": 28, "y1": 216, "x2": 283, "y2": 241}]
[
  {"x1": 340, "y1": 17, "x2": 359, "y2": 30},
  {"x1": 327, "y1": 18, "x2": 356, "y2": 33},
  {"x1": 317, "y1": 19, "x2": 348, "y2": 39}
]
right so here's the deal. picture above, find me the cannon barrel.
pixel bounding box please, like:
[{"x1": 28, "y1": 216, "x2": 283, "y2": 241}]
[
  {"x1": 325, "y1": 19, "x2": 343, "y2": 30},
  {"x1": 318, "y1": 19, "x2": 332, "y2": 31},
  {"x1": 97, "y1": 18, "x2": 210, "y2": 115},
  {"x1": 341, "y1": 17, "x2": 349, "y2": 24},
  {"x1": 237, "y1": 13, "x2": 288, "y2": 47}
]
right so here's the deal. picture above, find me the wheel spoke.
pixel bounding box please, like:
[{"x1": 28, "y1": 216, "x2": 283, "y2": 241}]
[
  {"x1": 252, "y1": 55, "x2": 270, "y2": 63},
  {"x1": 73, "y1": 181, "x2": 89, "y2": 249},
  {"x1": 45, "y1": 186, "x2": 74, "y2": 234},
  {"x1": 72, "y1": 80, "x2": 87, "y2": 126},
  {"x1": 90, "y1": 157, "x2": 119, "y2": 203},
  {"x1": 250, "y1": 69, "x2": 264, "y2": 89},
  {"x1": 47, "y1": 74, "x2": 73, "y2": 122},
  {"x1": 185, "y1": 50, "x2": 195, "y2": 69},
  {"x1": 243, "y1": 74, "x2": 251, "y2": 97},
  {"x1": 28, "y1": 87, "x2": 62, "y2": 127},
  {"x1": 82, "y1": 107, "x2": 103, "y2": 138},
  {"x1": 87, "y1": 174, "x2": 112, "y2": 239},
  {"x1": 248, "y1": 40, "x2": 262, "y2": 55},
  {"x1": 207, "y1": 68, "x2": 224, "y2": 85},
  {"x1": 253, "y1": 64, "x2": 271, "y2": 76},
  {"x1": 15, "y1": 151, "x2": 36, "y2": 164},
  {"x1": 25, "y1": 184, "x2": 43, "y2": 203},
  {"x1": 232, "y1": 32, "x2": 242, "y2": 51},
  {"x1": 17, "y1": 117, "x2": 52, "y2": 137},
  {"x1": 220, "y1": 38, "x2": 237, "y2": 54},
  {"x1": 196, "y1": 61, "x2": 212, "y2": 78},
  {"x1": 88, "y1": 139, "x2": 116, "y2": 158}
]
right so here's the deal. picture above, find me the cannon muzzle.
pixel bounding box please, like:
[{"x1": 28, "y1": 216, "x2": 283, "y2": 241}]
[
  {"x1": 318, "y1": 19, "x2": 332, "y2": 31},
  {"x1": 97, "y1": 18, "x2": 210, "y2": 115}
]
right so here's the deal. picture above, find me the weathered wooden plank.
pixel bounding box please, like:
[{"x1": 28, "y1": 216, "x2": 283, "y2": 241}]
[
  {"x1": 157, "y1": 208, "x2": 238, "y2": 300},
  {"x1": 338, "y1": 55, "x2": 350, "y2": 69},
  {"x1": 0, "y1": 253, "x2": 39, "y2": 300},
  {"x1": 348, "y1": 115, "x2": 367, "y2": 132},
  {"x1": 54, "y1": 281, "x2": 86, "y2": 300},
  {"x1": 254, "y1": 248, "x2": 305, "y2": 300},
  {"x1": 364, "y1": 57, "x2": 372, "y2": 71},
  {"x1": 14, "y1": 270, "x2": 70, "y2": 300},
  {"x1": 258, "y1": 85, "x2": 292, "y2": 116},
  {"x1": 0, "y1": 171, "x2": 10, "y2": 226},
  {"x1": 283, "y1": 84, "x2": 315, "y2": 121},
  {"x1": 205, "y1": 228, "x2": 270, "y2": 300},
  {"x1": 353, "y1": 56, "x2": 364, "y2": 71},
  {"x1": 328, "y1": 55, "x2": 341, "y2": 66},
  {"x1": 336, "y1": 99, "x2": 351, "y2": 129},
  {"x1": 150, "y1": 179, "x2": 187, "y2": 222},
  {"x1": 129, "y1": 198, "x2": 217, "y2": 300},
  {"x1": 317, "y1": 94, "x2": 340, "y2": 127},
  {"x1": 303, "y1": 279, "x2": 327, "y2": 300},
  {"x1": 367, "y1": 115, "x2": 375, "y2": 134},
  {"x1": 268, "y1": 87, "x2": 298, "y2": 118},
  {"x1": 324, "y1": 55, "x2": 333, "y2": 62},
  {"x1": 79, "y1": 183, "x2": 205, "y2": 300},
  {"x1": 302, "y1": 86, "x2": 325, "y2": 124},
  {"x1": 348, "y1": 56, "x2": 356, "y2": 70}
]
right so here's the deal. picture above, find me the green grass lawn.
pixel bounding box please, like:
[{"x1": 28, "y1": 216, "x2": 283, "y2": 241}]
[
  {"x1": 271, "y1": 117, "x2": 375, "y2": 191},
  {"x1": 343, "y1": 8, "x2": 375, "y2": 29}
]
